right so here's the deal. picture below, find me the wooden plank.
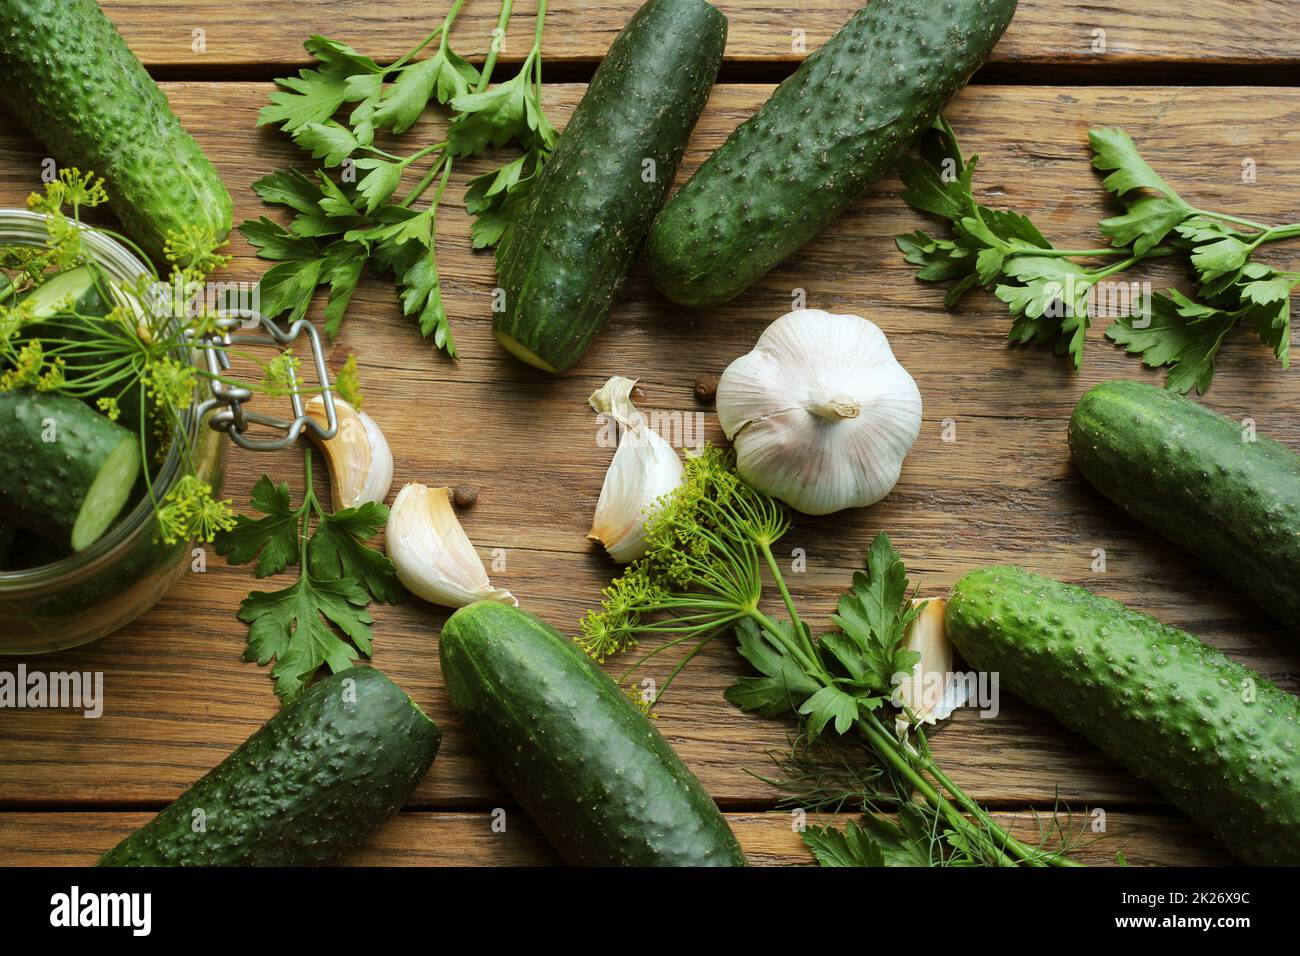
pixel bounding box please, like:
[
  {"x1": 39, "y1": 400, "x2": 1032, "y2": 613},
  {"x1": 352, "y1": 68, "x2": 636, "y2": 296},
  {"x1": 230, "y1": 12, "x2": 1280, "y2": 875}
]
[
  {"x1": 1, "y1": 82, "x2": 1298, "y2": 874},
  {"x1": 97, "y1": 0, "x2": 1300, "y2": 70},
  {"x1": 0, "y1": 809, "x2": 1234, "y2": 866}
]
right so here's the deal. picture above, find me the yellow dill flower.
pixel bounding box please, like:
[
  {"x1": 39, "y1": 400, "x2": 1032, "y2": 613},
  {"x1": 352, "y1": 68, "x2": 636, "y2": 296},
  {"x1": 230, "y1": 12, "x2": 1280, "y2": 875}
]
[
  {"x1": 335, "y1": 353, "x2": 363, "y2": 407},
  {"x1": 141, "y1": 356, "x2": 197, "y2": 413},
  {"x1": 163, "y1": 225, "x2": 231, "y2": 278},
  {"x1": 0, "y1": 339, "x2": 45, "y2": 390},
  {"x1": 35, "y1": 356, "x2": 66, "y2": 391},
  {"x1": 157, "y1": 475, "x2": 236, "y2": 545},
  {"x1": 96, "y1": 396, "x2": 121, "y2": 422},
  {"x1": 261, "y1": 349, "x2": 301, "y2": 393}
]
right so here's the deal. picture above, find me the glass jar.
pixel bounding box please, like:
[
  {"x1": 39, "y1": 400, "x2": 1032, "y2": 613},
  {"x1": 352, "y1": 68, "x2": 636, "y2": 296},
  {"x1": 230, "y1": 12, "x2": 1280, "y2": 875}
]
[{"x1": 0, "y1": 210, "x2": 227, "y2": 654}]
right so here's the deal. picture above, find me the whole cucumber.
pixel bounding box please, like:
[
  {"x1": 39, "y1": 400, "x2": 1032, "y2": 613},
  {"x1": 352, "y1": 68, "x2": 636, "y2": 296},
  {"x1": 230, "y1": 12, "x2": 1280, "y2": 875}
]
[
  {"x1": 440, "y1": 602, "x2": 745, "y2": 866},
  {"x1": 1070, "y1": 380, "x2": 1300, "y2": 633},
  {"x1": 0, "y1": 389, "x2": 140, "y2": 552},
  {"x1": 99, "y1": 667, "x2": 440, "y2": 866},
  {"x1": 647, "y1": 0, "x2": 1017, "y2": 307},
  {"x1": 946, "y1": 566, "x2": 1300, "y2": 866},
  {"x1": 493, "y1": 0, "x2": 727, "y2": 372},
  {"x1": 0, "y1": 0, "x2": 232, "y2": 261}
]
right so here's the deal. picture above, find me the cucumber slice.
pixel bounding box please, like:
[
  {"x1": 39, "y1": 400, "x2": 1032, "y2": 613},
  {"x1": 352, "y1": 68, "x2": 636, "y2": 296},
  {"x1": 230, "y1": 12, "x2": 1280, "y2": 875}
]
[
  {"x1": 0, "y1": 389, "x2": 140, "y2": 552},
  {"x1": 20, "y1": 264, "x2": 111, "y2": 318}
]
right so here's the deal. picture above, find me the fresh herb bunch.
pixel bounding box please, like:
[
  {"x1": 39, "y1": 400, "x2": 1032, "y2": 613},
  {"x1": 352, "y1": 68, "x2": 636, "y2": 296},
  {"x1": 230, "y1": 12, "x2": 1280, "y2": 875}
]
[
  {"x1": 0, "y1": 171, "x2": 247, "y2": 544},
  {"x1": 896, "y1": 118, "x2": 1300, "y2": 392},
  {"x1": 580, "y1": 446, "x2": 1080, "y2": 867},
  {"x1": 214, "y1": 451, "x2": 403, "y2": 703},
  {"x1": 244, "y1": 0, "x2": 556, "y2": 356}
]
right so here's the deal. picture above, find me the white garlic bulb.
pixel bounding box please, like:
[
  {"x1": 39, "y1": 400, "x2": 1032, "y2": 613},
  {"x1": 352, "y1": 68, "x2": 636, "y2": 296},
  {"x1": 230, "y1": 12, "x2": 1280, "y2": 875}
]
[
  {"x1": 588, "y1": 375, "x2": 685, "y2": 563},
  {"x1": 305, "y1": 395, "x2": 394, "y2": 511},
  {"x1": 386, "y1": 483, "x2": 516, "y2": 608},
  {"x1": 716, "y1": 309, "x2": 922, "y2": 515}
]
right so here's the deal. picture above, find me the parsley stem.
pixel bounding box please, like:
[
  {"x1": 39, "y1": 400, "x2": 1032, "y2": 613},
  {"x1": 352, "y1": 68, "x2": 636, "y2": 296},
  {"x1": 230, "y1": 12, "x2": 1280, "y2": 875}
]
[
  {"x1": 479, "y1": 0, "x2": 516, "y2": 95},
  {"x1": 389, "y1": 0, "x2": 468, "y2": 72},
  {"x1": 397, "y1": 0, "x2": 516, "y2": 211},
  {"x1": 1192, "y1": 208, "x2": 1272, "y2": 233},
  {"x1": 1026, "y1": 247, "x2": 1131, "y2": 258}
]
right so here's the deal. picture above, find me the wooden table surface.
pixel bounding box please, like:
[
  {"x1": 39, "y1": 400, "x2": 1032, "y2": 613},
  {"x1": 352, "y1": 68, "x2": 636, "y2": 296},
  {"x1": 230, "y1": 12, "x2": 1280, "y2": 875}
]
[{"x1": 3, "y1": 0, "x2": 1298, "y2": 867}]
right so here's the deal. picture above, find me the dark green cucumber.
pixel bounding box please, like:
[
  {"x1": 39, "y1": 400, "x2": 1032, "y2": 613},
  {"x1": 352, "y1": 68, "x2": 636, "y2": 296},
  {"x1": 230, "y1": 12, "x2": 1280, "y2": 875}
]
[
  {"x1": 440, "y1": 602, "x2": 745, "y2": 866},
  {"x1": 493, "y1": 0, "x2": 727, "y2": 372},
  {"x1": 0, "y1": 0, "x2": 232, "y2": 261},
  {"x1": 99, "y1": 666, "x2": 440, "y2": 866},
  {"x1": 946, "y1": 566, "x2": 1300, "y2": 866},
  {"x1": 1070, "y1": 380, "x2": 1300, "y2": 632},
  {"x1": 0, "y1": 389, "x2": 140, "y2": 551},
  {"x1": 647, "y1": 0, "x2": 1017, "y2": 307}
]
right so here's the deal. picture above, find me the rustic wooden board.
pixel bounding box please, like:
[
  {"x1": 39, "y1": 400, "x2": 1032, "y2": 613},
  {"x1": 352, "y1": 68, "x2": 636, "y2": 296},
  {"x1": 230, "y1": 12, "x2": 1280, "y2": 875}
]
[
  {"x1": 98, "y1": 0, "x2": 1300, "y2": 70},
  {"x1": 2, "y1": 80, "x2": 1299, "y2": 866},
  {"x1": 0, "y1": 810, "x2": 1234, "y2": 866}
]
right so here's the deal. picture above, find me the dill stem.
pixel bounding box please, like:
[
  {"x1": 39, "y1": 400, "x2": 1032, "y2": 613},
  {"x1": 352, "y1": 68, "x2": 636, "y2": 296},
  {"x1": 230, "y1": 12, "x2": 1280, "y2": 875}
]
[
  {"x1": 925, "y1": 759, "x2": 1083, "y2": 868},
  {"x1": 852, "y1": 716, "x2": 1023, "y2": 867},
  {"x1": 757, "y1": 540, "x2": 810, "y2": 653}
]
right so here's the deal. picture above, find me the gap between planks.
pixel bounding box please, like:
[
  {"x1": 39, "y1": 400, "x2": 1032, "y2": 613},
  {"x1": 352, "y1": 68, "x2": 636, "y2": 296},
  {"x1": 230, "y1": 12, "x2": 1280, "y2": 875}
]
[{"x1": 143, "y1": 59, "x2": 1300, "y2": 88}]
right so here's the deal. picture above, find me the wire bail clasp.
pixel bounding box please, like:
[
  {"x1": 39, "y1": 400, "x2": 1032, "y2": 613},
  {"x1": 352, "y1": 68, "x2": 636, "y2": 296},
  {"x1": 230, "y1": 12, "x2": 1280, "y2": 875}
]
[{"x1": 190, "y1": 313, "x2": 339, "y2": 451}]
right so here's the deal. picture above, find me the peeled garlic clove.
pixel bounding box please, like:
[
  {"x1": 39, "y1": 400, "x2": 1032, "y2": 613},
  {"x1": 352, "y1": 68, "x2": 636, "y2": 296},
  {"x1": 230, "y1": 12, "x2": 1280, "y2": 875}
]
[
  {"x1": 386, "y1": 483, "x2": 516, "y2": 608},
  {"x1": 306, "y1": 395, "x2": 394, "y2": 511},
  {"x1": 893, "y1": 598, "x2": 967, "y2": 727},
  {"x1": 716, "y1": 309, "x2": 922, "y2": 515},
  {"x1": 588, "y1": 375, "x2": 685, "y2": 563}
]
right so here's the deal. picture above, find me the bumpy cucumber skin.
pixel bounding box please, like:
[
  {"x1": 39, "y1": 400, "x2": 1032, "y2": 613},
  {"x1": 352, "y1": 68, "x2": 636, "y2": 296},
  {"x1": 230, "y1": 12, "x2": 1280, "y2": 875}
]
[
  {"x1": 440, "y1": 602, "x2": 745, "y2": 866},
  {"x1": 493, "y1": 0, "x2": 727, "y2": 372},
  {"x1": 1070, "y1": 380, "x2": 1300, "y2": 633},
  {"x1": 0, "y1": 389, "x2": 138, "y2": 550},
  {"x1": 0, "y1": 0, "x2": 232, "y2": 261},
  {"x1": 647, "y1": 0, "x2": 1017, "y2": 307},
  {"x1": 946, "y1": 566, "x2": 1300, "y2": 866},
  {"x1": 99, "y1": 667, "x2": 440, "y2": 866}
]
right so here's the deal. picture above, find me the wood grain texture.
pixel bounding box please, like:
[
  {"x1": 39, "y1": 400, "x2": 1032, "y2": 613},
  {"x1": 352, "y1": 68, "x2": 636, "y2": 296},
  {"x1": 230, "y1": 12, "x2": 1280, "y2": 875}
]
[
  {"x1": 0, "y1": 810, "x2": 1235, "y2": 866},
  {"x1": 2, "y1": 81, "x2": 1300, "y2": 866},
  {"x1": 95, "y1": 0, "x2": 1300, "y2": 70}
]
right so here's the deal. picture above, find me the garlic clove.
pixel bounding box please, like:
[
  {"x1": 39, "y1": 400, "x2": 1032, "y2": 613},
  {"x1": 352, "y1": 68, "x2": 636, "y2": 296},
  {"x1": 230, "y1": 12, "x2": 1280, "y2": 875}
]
[
  {"x1": 716, "y1": 309, "x2": 922, "y2": 516},
  {"x1": 306, "y1": 395, "x2": 394, "y2": 512},
  {"x1": 386, "y1": 483, "x2": 516, "y2": 608},
  {"x1": 893, "y1": 598, "x2": 968, "y2": 727},
  {"x1": 588, "y1": 376, "x2": 685, "y2": 563}
]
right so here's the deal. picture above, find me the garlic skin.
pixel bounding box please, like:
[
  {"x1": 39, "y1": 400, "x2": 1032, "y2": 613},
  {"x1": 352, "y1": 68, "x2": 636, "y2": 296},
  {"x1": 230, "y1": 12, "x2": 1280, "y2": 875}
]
[
  {"x1": 588, "y1": 376, "x2": 685, "y2": 563},
  {"x1": 386, "y1": 483, "x2": 516, "y2": 608},
  {"x1": 306, "y1": 396, "x2": 394, "y2": 511},
  {"x1": 892, "y1": 598, "x2": 968, "y2": 733},
  {"x1": 716, "y1": 310, "x2": 922, "y2": 515}
]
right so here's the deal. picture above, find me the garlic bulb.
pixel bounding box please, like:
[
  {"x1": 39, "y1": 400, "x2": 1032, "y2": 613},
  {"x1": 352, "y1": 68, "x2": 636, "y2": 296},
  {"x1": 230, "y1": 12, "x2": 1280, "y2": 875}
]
[
  {"x1": 893, "y1": 598, "x2": 967, "y2": 733},
  {"x1": 386, "y1": 483, "x2": 516, "y2": 608},
  {"x1": 716, "y1": 309, "x2": 922, "y2": 515},
  {"x1": 588, "y1": 375, "x2": 685, "y2": 563},
  {"x1": 306, "y1": 395, "x2": 393, "y2": 511}
]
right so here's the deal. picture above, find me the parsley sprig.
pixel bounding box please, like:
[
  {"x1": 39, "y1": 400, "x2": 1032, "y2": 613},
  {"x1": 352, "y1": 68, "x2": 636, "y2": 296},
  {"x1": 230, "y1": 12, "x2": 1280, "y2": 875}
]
[
  {"x1": 242, "y1": 0, "x2": 556, "y2": 356},
  {"x1": 580, "y1": 447, "x2": 1080, "y2": 867},
  {"x1": 214, "y1": 450, "x2": 403, "y2": 703},
  {"x1": 896, "y1": 119, "x2": 1300, "y2": 392}
]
